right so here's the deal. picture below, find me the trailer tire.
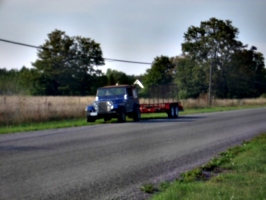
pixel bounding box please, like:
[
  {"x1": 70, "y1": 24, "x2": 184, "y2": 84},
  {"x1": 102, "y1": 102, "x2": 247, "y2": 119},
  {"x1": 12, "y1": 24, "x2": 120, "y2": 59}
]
[
  {"x1": 168, "y1": 105, "x2": 175, "y2": 118},
  {"x1": 118, "y1": 107, "x2": 126, "y2": 123},
  {"x1": 174, "y1": 105, "x2": 179, "y2": 118},
  {"x1": 133, "y1": 107, "x2": 141, "y2": 122}
]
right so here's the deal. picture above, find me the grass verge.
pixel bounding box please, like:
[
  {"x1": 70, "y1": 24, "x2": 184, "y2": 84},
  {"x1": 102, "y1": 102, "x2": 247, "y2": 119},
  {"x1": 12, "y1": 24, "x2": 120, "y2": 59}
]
[
  {"x1": 0, "y1": 118, "x2": 105, "y2": 134},
  {"x1": 146, "y1": 133, "x2": 266, "y2": 200},
  {"x1": 0, "y1": 105, "x2": 265, "y2": 134}
]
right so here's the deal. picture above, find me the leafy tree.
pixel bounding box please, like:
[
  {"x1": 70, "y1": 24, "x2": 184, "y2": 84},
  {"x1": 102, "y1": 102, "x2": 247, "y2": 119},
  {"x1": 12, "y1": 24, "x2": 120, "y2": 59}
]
[
  {"x1": 173, "y1": 56, "x2": 208, "y2": 99},
  {"x1": 143, "y1": 56, "x2": 175, "y2": 88},
  {"x1": 106, "y1": 68, "x2": 135, "y2": 85},
  {"x1": 227, "y1": 47, "x2": 266, "y2": 98},
  {"x1": 32, "y1": 29, "x2": 105, "y2": 95},
  {"x1": 139, "y1": 56, "x2": 175, "y2": 98},
  {"x1": 181, "y1": 17, "x2": 266, "y2": 98},
  {"x1": 0, "y1": 68, "x2": 25, "y2": 95},
  {"x1": 87, "y1": 71, "x2": 108, "y2": 95},
  {"x1": 19, "y1": 67, "x2": 52, "y2": 95}
]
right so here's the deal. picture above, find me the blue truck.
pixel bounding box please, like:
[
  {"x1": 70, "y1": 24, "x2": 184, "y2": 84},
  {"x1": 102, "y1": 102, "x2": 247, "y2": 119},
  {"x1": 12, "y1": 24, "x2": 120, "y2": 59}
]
[{"x1": 85, "y1": 84, "x2": 141, "y2": 122}]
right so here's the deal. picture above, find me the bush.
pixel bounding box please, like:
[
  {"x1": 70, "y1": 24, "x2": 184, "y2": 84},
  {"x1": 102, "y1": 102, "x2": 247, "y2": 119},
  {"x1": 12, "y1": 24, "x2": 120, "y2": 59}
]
[{"x1": 260, "y1": 93, "x2": 266, "y2": 98}]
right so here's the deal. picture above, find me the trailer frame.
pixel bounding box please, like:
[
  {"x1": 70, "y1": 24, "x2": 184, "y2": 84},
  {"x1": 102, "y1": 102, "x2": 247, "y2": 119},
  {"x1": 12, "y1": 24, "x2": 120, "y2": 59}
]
[{"x1": 139, "y1": 84, "x2": 183, "y2": 118}]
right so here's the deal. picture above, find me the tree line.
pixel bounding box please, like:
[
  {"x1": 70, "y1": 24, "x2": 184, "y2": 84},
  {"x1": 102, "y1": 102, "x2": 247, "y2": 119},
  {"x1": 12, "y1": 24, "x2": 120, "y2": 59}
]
[
  {"x1": 1, "y1": 18, "x2": 266, "y2": 98},
  {"x1": 142, "y1": 18, "x2": 266, "y2": 98}
]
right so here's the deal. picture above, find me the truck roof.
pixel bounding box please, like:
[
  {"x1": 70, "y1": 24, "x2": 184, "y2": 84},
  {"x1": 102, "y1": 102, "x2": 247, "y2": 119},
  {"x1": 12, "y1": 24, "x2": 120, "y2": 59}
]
[{"x1": 99, "y1": 85, "x2": 136, "y2": 89}]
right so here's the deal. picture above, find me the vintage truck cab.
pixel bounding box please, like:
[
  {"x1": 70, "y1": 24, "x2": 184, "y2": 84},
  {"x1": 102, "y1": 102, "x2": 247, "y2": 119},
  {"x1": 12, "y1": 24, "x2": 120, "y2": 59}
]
[{"x1": 85, "y1": 85, "x2": 141, "y2": 122}]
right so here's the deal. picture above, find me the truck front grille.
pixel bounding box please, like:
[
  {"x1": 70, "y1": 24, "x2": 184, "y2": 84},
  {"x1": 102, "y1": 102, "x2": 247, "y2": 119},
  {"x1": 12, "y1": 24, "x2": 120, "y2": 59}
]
[{"x1": 98, "y1": 102, "x2": 108, "y2": 113}]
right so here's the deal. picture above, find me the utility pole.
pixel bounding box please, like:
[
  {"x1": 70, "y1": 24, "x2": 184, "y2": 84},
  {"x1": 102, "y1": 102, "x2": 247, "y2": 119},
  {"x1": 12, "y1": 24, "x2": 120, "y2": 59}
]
[{"x1": 208, "y1": 61, "x2": 212, "y2": 106}]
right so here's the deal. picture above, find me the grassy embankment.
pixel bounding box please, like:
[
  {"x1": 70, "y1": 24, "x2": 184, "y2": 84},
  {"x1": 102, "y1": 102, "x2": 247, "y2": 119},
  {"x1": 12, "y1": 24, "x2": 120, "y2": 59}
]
[
  {"x1": 0, "y1": 95, "x2": 266, "y2": 134},
  {"x1": 142, "y1": 133, "x2": 266, "y2": 200}
]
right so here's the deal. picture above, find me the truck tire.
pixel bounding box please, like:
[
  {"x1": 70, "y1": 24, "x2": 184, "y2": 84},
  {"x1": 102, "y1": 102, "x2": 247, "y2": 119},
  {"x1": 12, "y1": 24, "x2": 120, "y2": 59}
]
[
  {"x1": 87, "y1": 116, "x2": 96, "y2": 122},
  {"x1": 118, "y1": 107, "x2": 126, "y2": 122},
  {"x1": 104, "y1": 117, "x2": 111, "y2": 122},
  {"x1": 133, "y1": 107, "x2": 141, "y2": 122}
]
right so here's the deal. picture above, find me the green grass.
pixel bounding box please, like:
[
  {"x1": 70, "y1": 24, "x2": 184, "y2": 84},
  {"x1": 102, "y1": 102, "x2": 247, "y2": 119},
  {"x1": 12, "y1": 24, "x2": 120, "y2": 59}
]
[
  {"x1": 0, "y1": 104, "x2": 265, "y2": 134},
  {"x1": 149, "y1": 133, "x2": 266, "y2": 200},
  {"x1": 0, "y1": 119, "x2": 86, "y2": 134}
]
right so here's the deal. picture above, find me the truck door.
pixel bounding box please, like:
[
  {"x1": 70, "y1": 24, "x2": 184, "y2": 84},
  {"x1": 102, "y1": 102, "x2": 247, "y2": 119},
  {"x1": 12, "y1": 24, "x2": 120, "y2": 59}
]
[{"x1": 126, "y1": 87, "x2": 134, "y2": 113}]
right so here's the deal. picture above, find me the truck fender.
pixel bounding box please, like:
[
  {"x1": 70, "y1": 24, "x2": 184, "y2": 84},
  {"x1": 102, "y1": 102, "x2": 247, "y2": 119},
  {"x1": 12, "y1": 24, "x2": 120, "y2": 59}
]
[{"x1": 86, "y1": 105, "x2": 95, "y2": 112}]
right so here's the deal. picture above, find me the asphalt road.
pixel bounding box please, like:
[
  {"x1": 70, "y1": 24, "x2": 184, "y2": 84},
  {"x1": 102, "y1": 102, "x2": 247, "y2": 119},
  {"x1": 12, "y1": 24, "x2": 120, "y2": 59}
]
[{"x1": 1, "y1": 108, "x2": 266, "y2": 200}]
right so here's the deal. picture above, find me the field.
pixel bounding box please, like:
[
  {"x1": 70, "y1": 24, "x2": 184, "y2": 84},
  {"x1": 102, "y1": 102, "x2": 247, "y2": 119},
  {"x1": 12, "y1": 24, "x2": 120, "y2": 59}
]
[
  {"x1": 1, "y1": 95, "x2": 266, "y2": 126},
  {"x1": 0, "y1": 96, "x2": 95, "y2": 126}
]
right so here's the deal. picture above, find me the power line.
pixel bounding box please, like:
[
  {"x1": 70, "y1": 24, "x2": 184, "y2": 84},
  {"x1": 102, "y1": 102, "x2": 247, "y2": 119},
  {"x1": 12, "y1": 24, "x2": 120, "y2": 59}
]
[
  {"x1": 0, "y1": 38, "x2": 152, "y2": 65},
  {"x1": 0, "y1": 38, "x2": 40, "y2": 49},
  {"x1": 104, "y1": 58, "x2": 151, "y2": 65}
]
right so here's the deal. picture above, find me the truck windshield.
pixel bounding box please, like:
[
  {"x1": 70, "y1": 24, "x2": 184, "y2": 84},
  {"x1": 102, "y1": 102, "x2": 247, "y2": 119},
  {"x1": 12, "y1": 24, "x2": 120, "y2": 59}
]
[{"x1": 97, "y1": 87, "x2": 126, "y2": 96}]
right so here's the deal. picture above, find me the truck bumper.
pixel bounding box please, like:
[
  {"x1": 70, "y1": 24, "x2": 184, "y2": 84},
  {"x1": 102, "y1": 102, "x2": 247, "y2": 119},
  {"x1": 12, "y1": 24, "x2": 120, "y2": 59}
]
[{"x1": 87, "y1": 111, "x2": 119, "y2": 119}]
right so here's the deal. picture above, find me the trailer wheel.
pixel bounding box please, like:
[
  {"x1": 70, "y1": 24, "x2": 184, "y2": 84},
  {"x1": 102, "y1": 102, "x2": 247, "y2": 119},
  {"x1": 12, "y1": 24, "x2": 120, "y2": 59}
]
[
  {"x1": 133, "y1": 107, "x2": 141, "y2": 122},
  {"x1": 118, "y1": 107, "x2": 126, "y2": 122},
  {"x1": 174, "y1": 105, "x2": 179, "y2": 118},
  {"x1": 168, "y1": 105, "x2": 175, "y2": 118}
]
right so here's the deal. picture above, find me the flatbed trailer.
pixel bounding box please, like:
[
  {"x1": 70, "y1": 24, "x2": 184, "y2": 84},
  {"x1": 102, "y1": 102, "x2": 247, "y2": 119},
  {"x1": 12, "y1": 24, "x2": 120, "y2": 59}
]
[{"x1": 139, "y1": 84, "x2": 183, "y2": 118}]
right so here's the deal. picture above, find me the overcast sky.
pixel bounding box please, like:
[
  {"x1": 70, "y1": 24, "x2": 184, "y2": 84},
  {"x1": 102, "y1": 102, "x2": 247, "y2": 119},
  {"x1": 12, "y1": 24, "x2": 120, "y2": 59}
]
[{"x1": 0, "y1": 0, "x2": 265, "y2": 75}]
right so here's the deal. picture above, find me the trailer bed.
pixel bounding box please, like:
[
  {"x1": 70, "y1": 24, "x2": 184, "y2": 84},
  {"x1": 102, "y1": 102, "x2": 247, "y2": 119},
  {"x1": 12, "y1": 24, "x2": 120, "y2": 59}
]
[{"x1": 140, "y1": 102, "x2": 183, "y2": 114}]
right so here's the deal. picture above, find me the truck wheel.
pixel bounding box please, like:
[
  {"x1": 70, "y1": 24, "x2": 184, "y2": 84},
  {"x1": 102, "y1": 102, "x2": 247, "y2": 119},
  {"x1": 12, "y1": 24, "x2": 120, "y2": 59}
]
[
  {"x1": 133, "y1": 107, "x2": 141, "y2": 122},
  {"x1": 87, "y1": 116, "x2": 95, "y2": 122},
  {"x1": 174, "y1": 105, "x2": 179, "y2": 118},
  {"x1": 118, "y1": 108, "x2": 126, "y2": 122},
  {"x1": 104, "y1": 117, "x2": 111, "y2": 122}
]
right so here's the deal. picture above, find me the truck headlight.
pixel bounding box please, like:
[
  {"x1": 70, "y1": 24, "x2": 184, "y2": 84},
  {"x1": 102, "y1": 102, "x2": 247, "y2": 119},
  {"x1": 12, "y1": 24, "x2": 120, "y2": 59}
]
[{"x1": 92, "y1": 102, "x2": 98, "y2": 111}]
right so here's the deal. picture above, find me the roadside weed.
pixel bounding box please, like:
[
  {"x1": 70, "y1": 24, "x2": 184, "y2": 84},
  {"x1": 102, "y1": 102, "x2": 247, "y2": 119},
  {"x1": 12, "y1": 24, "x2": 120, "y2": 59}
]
[{"x1": 141, "y1": 183, "x2": 156, "y2": 193}]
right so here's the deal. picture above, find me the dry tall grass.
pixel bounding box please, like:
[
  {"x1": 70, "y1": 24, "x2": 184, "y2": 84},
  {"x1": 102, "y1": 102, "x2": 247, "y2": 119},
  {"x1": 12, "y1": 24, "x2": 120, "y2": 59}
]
[
  {"x1": 1, "y1": 95, "x2": 266, "y2": 126},
  {"x1": 0, "y1": 96, "x2": 95, "y2": 126}
]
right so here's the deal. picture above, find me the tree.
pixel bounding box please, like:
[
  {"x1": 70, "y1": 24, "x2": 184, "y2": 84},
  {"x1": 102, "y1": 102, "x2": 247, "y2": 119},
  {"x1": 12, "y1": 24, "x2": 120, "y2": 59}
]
[
  {"x1": 173, "y1": 56, "x2": 208, "y2": 99},
  {"x1": 143, "y1": 56, "x2": 175, "y2": 88},
  {"x1": 181, "y1": 18, "x2": 266, "y2": 98},
  {"x1": 106, "y1": 68, "x2": 135, "y2": 85},
  {"x1": 32, "y1": 29, "x2": 105, "y2": 95},
  {"x1": 19, "y1": 67, "x2": 52, "y2": 95},
  {"x1": 227, "y1": 47, "x2": 266, "y2": 98},
  {"x1": 0, "y1": 68, "x2": 26, "y2": 95}
]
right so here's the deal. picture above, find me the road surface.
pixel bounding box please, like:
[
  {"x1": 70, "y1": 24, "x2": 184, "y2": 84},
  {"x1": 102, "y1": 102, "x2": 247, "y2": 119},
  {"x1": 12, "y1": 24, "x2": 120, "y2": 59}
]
[{"x1": 1, "y1": 108, "x2": 266, "y2": 200}]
